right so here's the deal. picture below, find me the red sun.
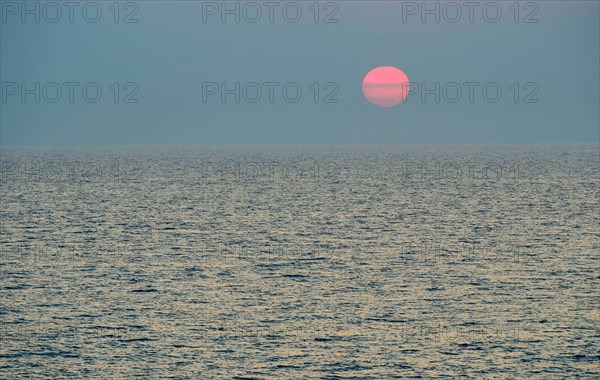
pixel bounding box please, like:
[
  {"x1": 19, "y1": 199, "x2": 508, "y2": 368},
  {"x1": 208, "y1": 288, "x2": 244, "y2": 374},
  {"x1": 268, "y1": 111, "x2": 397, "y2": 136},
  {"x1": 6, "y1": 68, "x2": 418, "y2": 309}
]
[{"x1": 362, "y1": 66, "x2": 410, "y2": 107}]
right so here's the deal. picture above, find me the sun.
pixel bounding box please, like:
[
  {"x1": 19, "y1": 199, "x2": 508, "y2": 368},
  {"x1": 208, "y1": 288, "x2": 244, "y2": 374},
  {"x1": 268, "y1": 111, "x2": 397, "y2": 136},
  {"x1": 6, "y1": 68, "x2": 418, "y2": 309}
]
[{"x1": 362, "y1": 66, "x2": 410, "y2": 107}]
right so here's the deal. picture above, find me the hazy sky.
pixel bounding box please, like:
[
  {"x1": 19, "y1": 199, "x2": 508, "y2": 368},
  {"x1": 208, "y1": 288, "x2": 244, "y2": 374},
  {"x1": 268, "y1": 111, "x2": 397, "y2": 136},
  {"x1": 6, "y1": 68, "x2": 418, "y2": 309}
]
[{"x1": 1, "y1": 0, "x2": 599, "y2": 145}]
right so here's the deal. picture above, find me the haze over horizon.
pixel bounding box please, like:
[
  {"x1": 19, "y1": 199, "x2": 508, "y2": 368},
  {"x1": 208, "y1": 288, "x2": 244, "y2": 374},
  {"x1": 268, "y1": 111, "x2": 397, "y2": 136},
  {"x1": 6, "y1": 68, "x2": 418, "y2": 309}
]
[{"x1": 1, "y1": 1, "x2": 599, "y2": 145}]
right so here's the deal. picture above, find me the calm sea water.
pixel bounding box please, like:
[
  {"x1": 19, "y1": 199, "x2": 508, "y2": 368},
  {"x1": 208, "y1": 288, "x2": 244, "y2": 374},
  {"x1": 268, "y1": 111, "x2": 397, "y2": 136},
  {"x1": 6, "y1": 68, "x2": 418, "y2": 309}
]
[{"x1": 1, "y1": 145, "x2": 598, "y2": 379}]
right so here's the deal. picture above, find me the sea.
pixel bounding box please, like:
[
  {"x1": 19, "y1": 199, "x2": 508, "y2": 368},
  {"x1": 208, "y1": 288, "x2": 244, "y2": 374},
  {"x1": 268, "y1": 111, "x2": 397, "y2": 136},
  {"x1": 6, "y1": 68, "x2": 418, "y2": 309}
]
[{"x1": 0, "y1": 145, "x2": 598, "y2": 379}]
